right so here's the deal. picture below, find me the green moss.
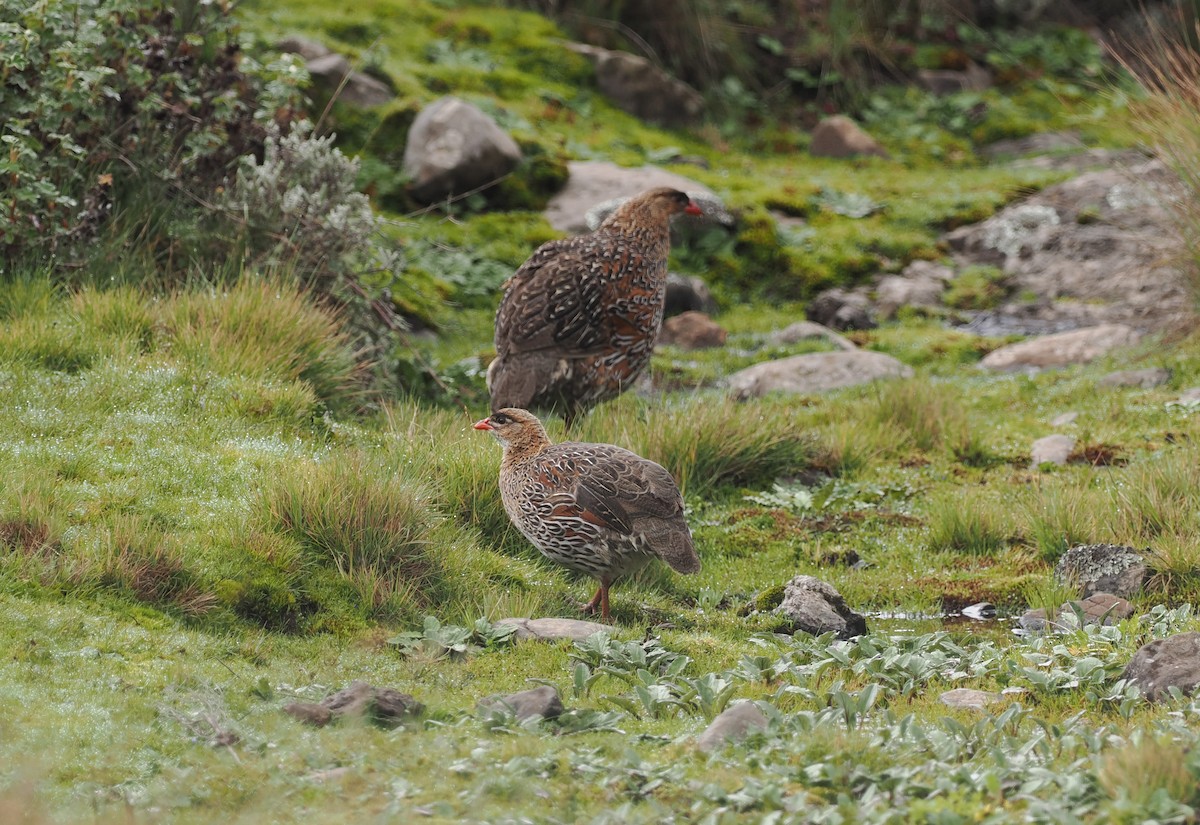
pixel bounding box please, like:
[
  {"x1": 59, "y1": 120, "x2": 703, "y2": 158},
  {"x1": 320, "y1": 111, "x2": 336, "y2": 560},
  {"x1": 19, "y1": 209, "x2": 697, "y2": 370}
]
[{"x1": 944, "y1": 264, "x2": 1009, "y2": 310}]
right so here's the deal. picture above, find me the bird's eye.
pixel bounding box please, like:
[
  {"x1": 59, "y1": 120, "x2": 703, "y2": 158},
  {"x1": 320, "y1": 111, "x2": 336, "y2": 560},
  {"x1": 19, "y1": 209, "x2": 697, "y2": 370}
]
[{"x1": 492, "y1": 412, "x2": 509, "y2": 425}]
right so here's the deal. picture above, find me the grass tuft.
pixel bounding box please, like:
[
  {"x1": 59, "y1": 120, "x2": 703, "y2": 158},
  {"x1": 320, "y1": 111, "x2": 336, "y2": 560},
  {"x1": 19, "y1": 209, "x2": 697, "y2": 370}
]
[
  {"x1": 924, "y1": 491, "x2": 1009, "y2": 555},
  {"x1": 94, "y1": 516, "x2": 217, "y2": 617}
]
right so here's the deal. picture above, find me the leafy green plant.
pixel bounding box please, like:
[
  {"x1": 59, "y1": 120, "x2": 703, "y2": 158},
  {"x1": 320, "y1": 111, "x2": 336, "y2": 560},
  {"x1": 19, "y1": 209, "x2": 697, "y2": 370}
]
[{"x1": 389, "y1": 615, "x2": 516, "y2": 660}]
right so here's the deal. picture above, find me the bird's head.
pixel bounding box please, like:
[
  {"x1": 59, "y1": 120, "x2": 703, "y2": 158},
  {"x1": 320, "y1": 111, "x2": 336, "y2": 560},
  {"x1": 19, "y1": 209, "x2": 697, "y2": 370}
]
[
  {"x1": 604, "y1": 187, "x2": 703, "y2": 229},
  {"x1": 473, "y1": 407, "x2": 551, "y2": 452}
]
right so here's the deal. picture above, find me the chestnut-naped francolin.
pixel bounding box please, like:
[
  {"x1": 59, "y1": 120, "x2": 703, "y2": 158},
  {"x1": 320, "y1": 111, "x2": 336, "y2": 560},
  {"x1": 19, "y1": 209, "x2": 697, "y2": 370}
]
[
  {"x1": 487, "y1": 187, "x2": 702, "y2": 427},
  {"x1": 474, "y1": 407, "x2": 700, "y2": 620}
]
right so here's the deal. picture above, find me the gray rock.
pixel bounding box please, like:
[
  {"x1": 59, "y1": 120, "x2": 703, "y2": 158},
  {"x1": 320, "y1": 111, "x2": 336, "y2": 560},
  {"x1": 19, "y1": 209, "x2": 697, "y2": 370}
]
[
  {"x1": 727, "y1": 351, "x2": 913, "y2": 399},
  {"x1": 776, "y1": 575, "x2": 867, "y2": 640},
  {"x1": 402, "y1": 97, "x2": 523, "y2": 204},
  {"x1": 1050, "y1": 412, "x2": 1079, "y2": 427},
  {"x1": 478, "y1": 685, "x2": 564, "y2": 722},
  {"x1": 659, "y1": 311, "x2": 726, "y2": 350},
  {"x1": 495, "y1": 617, "x2": 612, "y2": 642},
  {"x1": 980, "y1": 325, "x2": 1141, "y2": 373},
  {"x1": 543, "y1": 161, "x2": 717, "y2": 234},
  {"x1": 874, "y1": 272, "x2": 946, "y2": 320},
  {"x1": 276, "y1": 35, "x2": 331, "y2": 61},
  {"x1": 1099, "y1": 367, "x2": 1171, "y2": 389},
  {"x1": 810, "y1": 116, "x2": 889, "y2": 160},
  {"x1": 564, "y1": 43, "x2": 704, "y2": 127},
  {"x1": 321, "y1": 681, "x2": 423, "y2": 727},
  {"x1": 1177, "y1": 387, "x2": 1200, "y2": 404},
  {"x1": 917, "y1": 64, "x2": 992, "y2": 96},
  {"x1": 696, "y1": 702, "x2": 769, "y2": 752},
  {"x1": 283, "y1": 702, "x2": 332, "y2": 727},
  {"x1": 946, "y1": 160, "x2": 1191, "y2": 334},
  {"x1": 305, "y1": 53, "x2": 393, "y2": 107},
  {"x1": 665, "y1": 273, "x2": 717, "y2": 316},
  {"x1": 939, "y1": 688, "x2": 1000, "y2": 710},
  {"x1": 586, "y1": 191, "x2": 734, "y2": 234},
  {"x1": 1007, "y1": 148, "x2": 1152, "y2": 174},
  {"x1": 1054, "y1": 544, "x2": 1146, "y2": 599},
  {"x1": 769, "y1": 321, "x2": 856, "y2": 351},
  {"x1": 1031, "y1": 434, "x2": 1075, "y2": 468},
  {"x1": 806, "y1": 288, "x2": 876, "y2": 331},
  {"x1": 1122, "y1": 632, "x2": 1200, "y2": 701},
  {"x1": 1019, "y1": 592, "x2": 1134, "y2": 633}
]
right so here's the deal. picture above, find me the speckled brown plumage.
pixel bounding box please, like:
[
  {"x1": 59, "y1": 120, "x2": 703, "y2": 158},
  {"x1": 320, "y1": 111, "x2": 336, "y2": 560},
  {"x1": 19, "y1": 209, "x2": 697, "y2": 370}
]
[
  {"x1": 474, "y1": 407, "x2": 700, "y2": 620},
  {"x1": 487, "y1": 187, "x2": 702, "y2": 427}
]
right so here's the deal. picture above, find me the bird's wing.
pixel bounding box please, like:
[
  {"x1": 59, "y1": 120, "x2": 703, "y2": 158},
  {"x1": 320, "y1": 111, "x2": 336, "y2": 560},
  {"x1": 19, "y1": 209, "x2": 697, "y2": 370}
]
[
  {"x1": 561, "y1": 445, "x2": 684, "y2": 532},
  {"x1": 494, "y1": 237, "x2": 610, "y2": 357}
]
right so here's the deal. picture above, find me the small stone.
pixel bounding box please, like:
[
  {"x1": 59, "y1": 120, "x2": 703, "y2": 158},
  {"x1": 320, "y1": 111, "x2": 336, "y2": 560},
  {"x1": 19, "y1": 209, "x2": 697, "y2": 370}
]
[
  {"x1": 1019, "y1": 592, "x2": 1134, "y2": 634},
  {"x1": 664, "y1": 274, "x2": 717, "y2": 316},
  {"x1": 322, "y1": 681, "x2": 374, "y2": 717},
  {"x1": 810, "y1": 116, "x2": 889, "y2": 160},
  {"x1": 727, "y1": 351, "x2": 912, "y2": 399},
  {"x1": 478, "y1": 685, "x2": 564, "y2": 722},
  {"x1": 284, "y1": 702, "x2": 332, "y2": 727},
  {"x1": 806, "y1": 288, "x2": 876, "y2": 331},
  {"x1": 769, "y1": 321, "x2": 857, "y2": 351},
  {"x1": 1031, "y1": 434, "x2": 1075, "y2": 468},
  {"x1": 980, "y1": 324, "x2": 1141, "y2": 372},
  {"x1": 304, "y1": 767, "x2": 351, "y2": 783},
  {"x1": 1050, "y1": 412, "x2": 1079, "y2": 427},
  {"x1": 495, "y1": 617, "x2": 612, "y2": 641},
  {"x1": 1122, "y1": 631, "x2": 1200, "y2": 701},
  {"x1": 696, "y1": 702, "x2": 769, "y2": 752},
  {"x1": 658, "y1": 311, "x2": 727, "y2": 350},
  {"x1": 276, "y1": 35, "x2": 331, "y2": 62},
  {"x1": 939, "y1": 688, "x2": 1000, "y2": 710},
  {"x1": 776, "y1": 575, "x2": 867, "y2": 640},
  {"x1": 1099, "y1": 367, "x2": 1171, "y2": 389},
  {"x1": 320, "y1": 681, "x2": 423, "y2": 728}
]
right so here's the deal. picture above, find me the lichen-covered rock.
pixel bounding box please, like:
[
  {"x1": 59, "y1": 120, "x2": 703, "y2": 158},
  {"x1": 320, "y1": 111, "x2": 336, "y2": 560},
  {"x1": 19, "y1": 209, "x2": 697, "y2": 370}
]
[
  {"x1": 402, "y1": 97, "x2": 522, "y2": 204},
  {"x1": 696, "y1": 702, "x2": 769, "y2": 752},
  {"x1": 478, "y1": 685, "x2": 564, "y2": 722},
  {"x1": 320, "y1": 681, "x2": 423, "y2": 728},
  {"x1": 776, "y1": 575, "x2": 867, "y2": 640},
  {"x1": 1054, "y1": 544, "x2": 1146, "y2": 599},
  {"x1": 1122, "y1": 632, "x2": 1200, "y2": 701}
]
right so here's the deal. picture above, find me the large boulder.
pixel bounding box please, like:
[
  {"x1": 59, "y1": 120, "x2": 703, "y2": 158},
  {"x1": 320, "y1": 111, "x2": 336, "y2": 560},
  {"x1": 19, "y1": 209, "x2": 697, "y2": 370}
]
[
  {"x1": 478, "y1": 686, "x2": 564, "y2": 722},
  {"x1": 564, "y1": 43, "x2": 704, "y2": 127},
  {"x1": 947, "y1": 160, "x2": 1193, "y2": 334},
  {"x1": 402, "y1": 97, "x2": 523, "y2": 204},
  {"x1": 727, "y1": 351, "x2": 912, "y2": 399},
  {"x1": 775, "y1": 575, "x2": 867, "y2": 640},
  {"x1": 979, "y1": 324, "x2": 1140, "y2": 372},
  {"x1": 495, "y1": 617, "x2": 612, "y2": 642},
  {"x1": 810, "y1": 116, "x2": 889, "y2": 159},
  {"x1": 1122, "y1": 632, "x2": 1200, "y2": 701},
  {"x1": 543, "y1": 161, "x2": 717, "y2": 234},
  {"x1": 664, "y1": 273, "x2": 717, "y2": 316}
]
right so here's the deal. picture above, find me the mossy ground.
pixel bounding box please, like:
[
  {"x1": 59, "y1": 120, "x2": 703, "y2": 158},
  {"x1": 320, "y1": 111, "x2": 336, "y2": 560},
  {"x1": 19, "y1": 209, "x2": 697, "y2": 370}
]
[{"x1": 5, "y1": 1, "x2": 1199, "y2": 822}]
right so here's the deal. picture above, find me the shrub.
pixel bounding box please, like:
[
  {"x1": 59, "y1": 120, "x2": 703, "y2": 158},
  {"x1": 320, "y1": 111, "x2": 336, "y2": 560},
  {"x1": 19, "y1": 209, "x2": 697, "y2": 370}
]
[{"x1": 0, "y1": 0, "x2": 303, "y2": 261}]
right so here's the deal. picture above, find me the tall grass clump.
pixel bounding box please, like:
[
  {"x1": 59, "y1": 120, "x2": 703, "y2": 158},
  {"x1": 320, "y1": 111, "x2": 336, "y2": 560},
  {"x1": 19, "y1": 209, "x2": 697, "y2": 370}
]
[
  {"x1": 1106, "y1": 446, "x2": 1200, "y2": 543},
  {"x1": 866, "y1": 378, "x2": 969, "y2": 454},
  {"x1": 1125, "y1": 14, "x2": 1200, "y2": 302},
  {"x1": 1020, "y1": 482, "x2": 1104, "y2": 562},
  {"x1": 924, "y1": 491, "x2": 1008, "y2": 555},
  {"x1": 162, "y1": 279, "x2": 364, "y2": 415},
  {"x1": 577, "y1": 397, "x2": 817, "y2": 497},
  {"x1": 93, "y1": 515, "x2": 217, "y2": 618},
  {"x1": 256, "y1": 451, "x2": 442, "y2": 620}
]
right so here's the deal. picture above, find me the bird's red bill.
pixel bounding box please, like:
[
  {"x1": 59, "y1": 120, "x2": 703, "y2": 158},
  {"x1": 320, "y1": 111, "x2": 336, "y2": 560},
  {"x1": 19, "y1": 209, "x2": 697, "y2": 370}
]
[
  {"x1": 473, "y1": 418, "x2": 494, "y2": 430},
  {"x1": 685, "y1": 201, "x2": 702, "y2": 216}
]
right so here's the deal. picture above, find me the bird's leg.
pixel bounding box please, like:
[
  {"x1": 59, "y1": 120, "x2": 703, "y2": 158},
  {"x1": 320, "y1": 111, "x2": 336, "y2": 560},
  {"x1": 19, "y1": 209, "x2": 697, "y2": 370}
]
[
  {"x1": 581, "y1": 586, "x2": 603, "y2": 615},
  {"x1": 600, "y1": 585, "x2": 610, "y2": 621}
]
